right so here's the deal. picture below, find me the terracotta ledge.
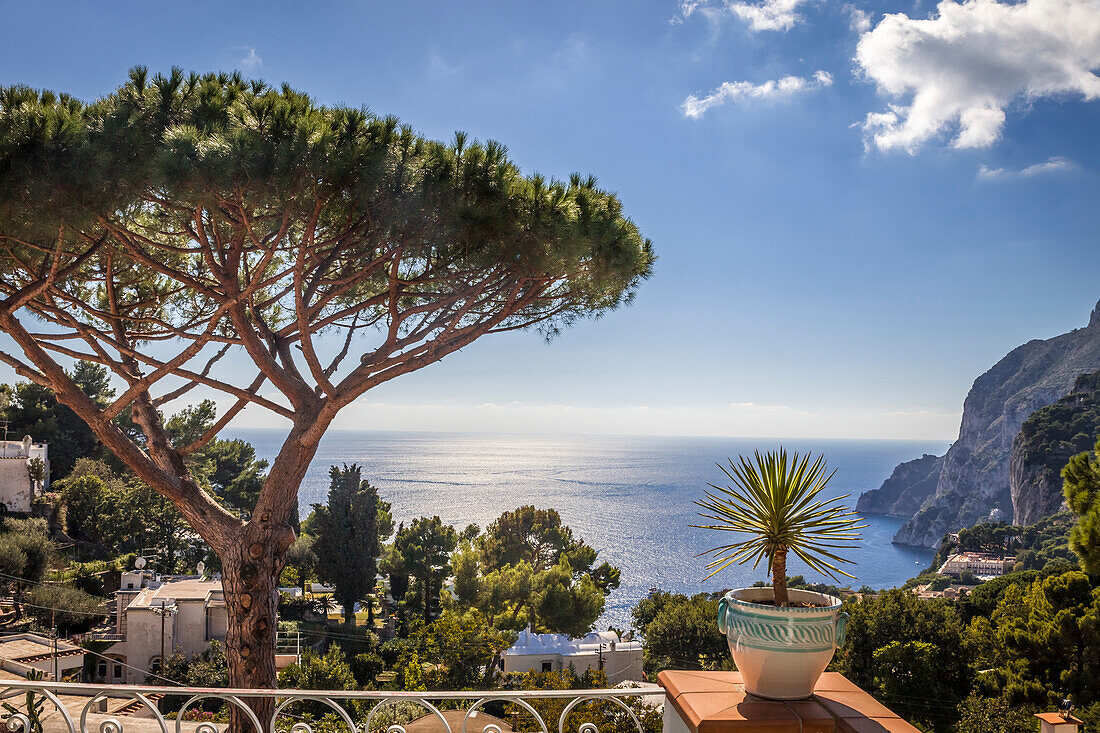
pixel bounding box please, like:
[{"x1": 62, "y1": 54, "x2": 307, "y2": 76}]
[{"x1": 657, "y1": 670, "x2": 920, "y2": 733}]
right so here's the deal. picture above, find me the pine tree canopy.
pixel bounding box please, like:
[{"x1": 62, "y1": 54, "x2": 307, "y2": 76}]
[{"x1": 0, "y1": 67, "x2": 653, "y2": 444}]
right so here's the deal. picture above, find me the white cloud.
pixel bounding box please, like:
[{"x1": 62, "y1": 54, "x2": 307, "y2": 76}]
[
  {"x1": 672, "y1": 0, "x2": 709, "y2": 23},
  {"x1": 682, "y1": 70, "x2": 833, "y2": 118},
  {"x1": 844, "y1": 4, "x2": 872, "y2": 32},
  {"x1": 674, "y1": 0, "x2": 730, "y2": 25},
  {"x1": 239, "y1": 47, "x2": 263, "y2": 72},
  {"x1": 730, "y1": 0, "x2": 815, "y2": 31},
  {"x1": 857, "y1": 0, "x2": 1100, "y2": 152},
  {"x1": 977, "y1": 156, "x2": 1078, "y2": 179},
  {"x1": 676, "y1": 0, "x2": 815, "y2": 32}
]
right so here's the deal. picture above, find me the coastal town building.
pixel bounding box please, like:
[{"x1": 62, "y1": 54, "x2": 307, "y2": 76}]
[
  {"x1": 937, "y1": 552, "x2": 1016, "y2": 578},
  {"x1": 101, "y1": 571, "x2": 228, "y2": 683},
  {"x1": 0, "y1": 437, "x2": 49, "y2": 513},
  {"x1": 0, "y1": 632, "x2": 83, "y2": 680},
  {"x1": 100, "y1": 569, "x2": 297, "y2": 683},
  {"x1": 503, "y1": 629, "x2": 643, "y2": 683}
]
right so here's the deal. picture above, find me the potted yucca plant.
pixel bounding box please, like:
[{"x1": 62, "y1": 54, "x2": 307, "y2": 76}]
[{"x1": 694, "y1": 448, "x2": 865, "y2": 699}]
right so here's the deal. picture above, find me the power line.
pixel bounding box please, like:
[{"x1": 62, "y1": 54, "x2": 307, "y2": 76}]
[
  {"x1": 0, "y1": 569, "x2": 69, "y2": 587},
  {"x1": 9, "y1": 599, "x2": 109, "y2": 617}
]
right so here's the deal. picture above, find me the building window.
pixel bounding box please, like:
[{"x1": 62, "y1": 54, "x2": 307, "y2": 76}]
[
  {"x1": 113, "y1": 664, "x2": 123, "y2": 679},
  {"x1": 541, "y1": 661, "x2": 552, "y2": 673},
  {"x1": 97, "y1": 661, "x2": 107, "y2": 678},
  {"x1": 150, "y1": 657, "x2": 162, "y2": 674}
]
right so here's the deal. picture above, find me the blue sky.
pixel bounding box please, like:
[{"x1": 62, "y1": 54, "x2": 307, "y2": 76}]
[{"x1": 2, "y1": 0, "x2": 1099, "y2": 440}]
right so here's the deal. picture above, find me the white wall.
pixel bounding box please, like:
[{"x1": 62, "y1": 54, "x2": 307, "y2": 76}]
[
  {"x1": 175, "y1": 600, "x2": 207, "y2": 653},
  {"x1": 109, "y1": 608, "x2": 177, "y2": 683},
  {"x1": 0, "y1": 458, "x2": 33, "y2": 513},
  {"x1": 108, "y1": 599, "x2": 226, "y2": 682},
  {"x1": 503, "y1": 648, "x2": 645, "y2": 682},
  {"x1": 604, "y1": 646, "x2": 644, "y2": 684},
  {"x1": 18, "y1": 654, "x2": 84, "y2": 680}
]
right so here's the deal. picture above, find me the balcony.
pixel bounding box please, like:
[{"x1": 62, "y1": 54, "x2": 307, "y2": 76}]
[
  {"x1": 0, "y1": 673, "x2": 921, "y2": 733},
  {"x1": 0, "y1": 679, "x2": 661, "y2": 733}
]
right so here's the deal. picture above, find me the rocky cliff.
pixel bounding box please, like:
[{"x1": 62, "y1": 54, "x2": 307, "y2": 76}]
[
  {"x1": 874, "y1": 300, "x2": 1100, "y2": 548},
  {"x1": 856, "y1": 453, "x2": 943, "y2": 516},
  {"x1": 1010, "y1": 371, "x2": 1100, "y2": 525}
]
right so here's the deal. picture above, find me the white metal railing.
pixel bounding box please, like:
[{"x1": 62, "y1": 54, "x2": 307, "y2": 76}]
[{"x1": 0, "y1": 680, "x2": 662, "y2": 733}]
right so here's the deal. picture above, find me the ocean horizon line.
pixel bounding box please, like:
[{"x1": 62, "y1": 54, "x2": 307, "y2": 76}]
[{"x1": 226, "y1": 425, "x2": 956, "y2": 447}]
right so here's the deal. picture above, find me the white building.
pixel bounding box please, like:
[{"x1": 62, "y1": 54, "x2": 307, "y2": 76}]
[
  {"x1": 938, "y1": 552, "x2": 1016, "y2": 578},
  {"x1": 100, "y1": 571, "x2": 228, "y2": 683},
  {"x1": 0, "y1": 633, "x2": 83, "y2": 680},
  {"x1": 503, "y1": 630, "x2": 644, "y2": 684},
  {"x1": 100, "y1": 570, "x2": 297, "y2": 683},
  {"x1": 0, "y1": 437, "x2": 49, "y2": 513}
]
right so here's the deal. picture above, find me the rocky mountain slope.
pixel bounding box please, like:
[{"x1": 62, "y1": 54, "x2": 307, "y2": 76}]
[
  {"x1": 856, "y1": 454, "x2": 943, "y2": 516},
  {"x1": 865, "y1": 300, "x2": 1100, "y2": 548},
  {"x1": 1010, "y1": 371, "x2": 1100, "y2": 525}
]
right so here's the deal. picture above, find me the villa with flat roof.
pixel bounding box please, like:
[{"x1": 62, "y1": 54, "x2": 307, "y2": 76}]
[
  {"x1": 0, "y1": 633, "x2": 83, "y2": 681},
  {"x1": 99, "y1": 571, "x2": 228, "y2": 683}
]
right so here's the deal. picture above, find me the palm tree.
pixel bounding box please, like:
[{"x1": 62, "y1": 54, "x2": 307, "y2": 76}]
[
  {"x1": 694, "y1": 448, "x2": 865, "y2": 607},
  {"x1": 312, "y1": 595, "x2": 337, "y2": 619}
]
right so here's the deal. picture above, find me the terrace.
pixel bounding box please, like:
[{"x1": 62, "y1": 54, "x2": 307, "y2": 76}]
[{"x1": 0, "y1": 671, "x2": 926, "y2": 733}]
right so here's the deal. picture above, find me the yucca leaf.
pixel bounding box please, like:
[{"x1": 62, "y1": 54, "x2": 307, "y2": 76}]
[{"x1": 693, "y1": 449, "x2": 864, "y2": 584}]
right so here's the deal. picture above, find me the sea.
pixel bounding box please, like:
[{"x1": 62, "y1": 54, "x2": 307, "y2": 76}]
[{"x1": 227, "y1": 430, "x2": 947, "y2": 631}]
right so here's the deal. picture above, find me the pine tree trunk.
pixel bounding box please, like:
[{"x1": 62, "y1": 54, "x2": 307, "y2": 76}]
[
  {"x1": 343, "y1": 599, "x2": 355, "y2": 626},
  {"x1": 219, "y1": 526, "x2": 288, "y2": 733},
  {"x1": 772, "y1": 550, "x2": 789, "y2": 607}
]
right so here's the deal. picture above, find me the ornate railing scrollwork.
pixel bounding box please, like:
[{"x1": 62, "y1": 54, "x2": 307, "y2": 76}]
[
  {"x1": 3, "y1": 713, "x2": 32, "y2": 733},
  {"x1": 556, "y1": 694, "x2": 645, "y2": 733},
  {"x1": 273, "y1": 692, "x2": 357, "y2": 733},
  {"x1": 0, "y1": 680, "x2": 660, "y2": 733},
  {"x1": 0, "y1": 681, "x2": 78, "y2": 733},
  {"x1": 363, "y1": 696, "x2": 451, "y2": 733},
  {"x1": 174, "y1": 693, "x2": 264, "y2": 733},
  {"x1": 463, "y1": 697, "x2": 548, "y2": 733}
]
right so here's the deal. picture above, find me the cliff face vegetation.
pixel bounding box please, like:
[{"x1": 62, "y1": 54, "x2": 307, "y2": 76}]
[
  {"x1": 864, "y1": 300, "x2": 1100, "y2": 548},
  {"x1": 1010, "y1": 371, "x2": 1100, "y2": 526}
]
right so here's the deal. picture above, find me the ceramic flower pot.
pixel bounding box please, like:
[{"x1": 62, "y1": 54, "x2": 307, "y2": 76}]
[{"x1": 717, "y1": 587, "x2": 849, "y2": 700}]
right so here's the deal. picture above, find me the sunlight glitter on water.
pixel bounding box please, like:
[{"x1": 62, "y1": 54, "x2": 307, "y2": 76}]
[{"x1": 231, "y1": 429, "x2": 942, "y2": 630}]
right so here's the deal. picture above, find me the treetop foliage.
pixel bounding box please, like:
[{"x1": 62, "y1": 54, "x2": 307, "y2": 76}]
[
  {"x1": 450, "y1": 506, "x2": 620, "y2": 636},
  {"x1": 0, "y1": 67, "x2": 653, "y2": 374},
  {"x1": 0, "y1": 361, "x2": 114, "y2": 477},
  {"x1": 480, "y1": 506, "x2": 607, "y2": 577},
  {"x1": 1062, "y1": 436, "x2": 1100, "y2": 575},
  {"x1": 310, "y1": 464, "x2": 393, "y2": 624}
]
